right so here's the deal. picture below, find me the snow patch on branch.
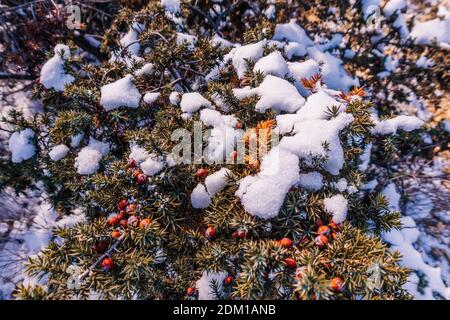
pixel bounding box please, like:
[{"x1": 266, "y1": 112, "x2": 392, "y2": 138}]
[
  {"x1": 372, "y1": 115, "x2": 423, "y2": 135},
  {"x1": 180, "y1": 92, "x2": 213, "y2": 115},
  {"x1": 279, "y1": 112, "x2": 354, "y2": 175},
  {"x1": 232, "y1": 40, "x2": 266, "y2": 79},
  {"x1": 40, "y1": 44, "x2": 75, "y2": 92},
  {"x1": 100, "y1": 75, "x2": 142, "y2": 111},
  {"x1": 253, "y1": 51, "x2": 289, "y2": 77},
  {"x1": 8, "y1": 129, "x2": 35, "y2": 163},
  {"x1": 233, "y1": 75, "x2": 305, "y2": 113},
  {"x1": 323, "y1": 194, "x2": 348, "y2": 224},
  {"x1": 191, "y1": 183, "x2": 211, "y2": 209},
  {"x1": 272, "y1": 19, "x2": 314, "y2": 47},
  {"x1": 75, "y1": 138, "x2": 110, "y2": 175},
  {"x1": 236, "y1": 147, "x2": 300, "y2": 219},
  {"x1": 49, "y1": 144, "x2": 69, "y2": 161}
]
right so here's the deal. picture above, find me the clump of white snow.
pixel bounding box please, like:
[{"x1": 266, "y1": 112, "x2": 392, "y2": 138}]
[
  {"x1": 232, "y1": 40, "x2": 266, "y2": 79},
  {"x1": 323, "y1": 194, "x2": 348, "y2": 224},
  {"x1": 410, "y1": 12, "x2": 450, "y2": 46},
  {"x1": 100, "y1": 74, "x2": 142, "y2": 111},
  {"x1": 211, "y1": 34, "x2": 233, "y2": 48},
  {"x1": 180, "y1": 92, "x2": 213, "y2": 114},
  {"x1": 382, "y1": 183, "x2": 401, "y2": 212},
  {"x1": 443, "y1": 120, "x2": 450, "y2": 133},
  {"x1": 236, "y1": 147, "x2": 300, "y2": 219},
  {"x1": 253, "y1": 51, "x2": 289, "y2": 77},
  {"x1": 169, "y1": 92, "x2": 181, "y2": 105},
  {"x1": 120, "y1": 22, "x2": 145, "y2": 56},
  {"x1": 253, "y1": 75, "x2": 306, "y2": 113},
  {"x1": 298, "y1": 172, "x2": 323, "y2": 191},
  {"x1": 358, "y1": 143, "x2": 372, "y2": 171},
  {"x1": 383, "y1": 0, "x2": 406, "y2": 17},
  {"x1": 361, "y1": 0, "x2": 381, "y2": 20},
  {"x1": 210, "y1": 92, "x2": 230, "y2": 112},
  {"x1": 40, "y1": 44, "x2": 75, "y2": 92},
  {"x1": 143, "y1": 92, "x2": 160, "y2": 105},
  {"x1": 335, "y1": 178, "x2": 348, "y2": 192},
  {"x1": 49, "y1": 144, "x2": 69, "y2": 161},
  {"x1": 279, "y1": 112, "x2": 355, "y2": 175},
  {"x1": 372, "y1": 115, "x2": 423, "y2": 135},
  {"x1": 176, "y1": 33, "x2": 197, "y2": 49},
  {"x1": 128, "y1": 144, "x2": 164, "y2": 176},
  {"x1": 232, "y1": 86, "x2": 257, "y2": 100},
  {"x1": 295, "y1": 89, "x2": 344, "y2": 120},
  {"x1": 191, "y1": 183, "x2": 211, "y2": 209},
  {"x1": 264, "y1": 5, "x2": 276, "y2": 19},
  {"x1": 205, "y1": 168, "x2": 232, "y2": 196},
  {"x1": 190, "y1": 168, "x2": 233, "y2": 208},
  {"x1": 415, "y1": 56, "x2": 434, "y2": 69},
  {"x1": 270, "y1": 19, "x2": 315, "y2": 59},
  {"x1": 307, "y1": 47, "x2": 359, "y2": 91},
  {"x1": 75, "y1": 138, "x2": 110, "y2": 175},
  {"x1": 135, "y1": 63, "x2": 155, "y2": 77},
  {"x1": 70, "y1": 133, "x2": 84, "y2": 148},
  {"x1": 8, "y1": 129, "x2": 36, "y2": 163},
  {"x1": 140, "y1": 156, "x2": 164, "y2": 176},
  {"x1": 284, "y1": 42, "x2": 308, "y2": 59},
  {"x1": 200, "y1": 109, "x2": 238, "y2": 162}
]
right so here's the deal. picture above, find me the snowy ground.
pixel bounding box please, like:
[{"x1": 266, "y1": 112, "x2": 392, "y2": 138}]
[{"x1": 399, "y1": 155, "x2": 450, "y2": 288}]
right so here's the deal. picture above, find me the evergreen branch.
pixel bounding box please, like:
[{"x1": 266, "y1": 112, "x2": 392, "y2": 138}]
[
  {"x1": 0, "y1": 72, "x2": 34, "y2": 80},
  {"x1": 79, "y1": 233, "x2": 126, "y2": 281}
]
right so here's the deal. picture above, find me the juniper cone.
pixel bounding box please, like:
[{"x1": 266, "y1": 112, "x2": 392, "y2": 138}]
[{"x1": 1, "y1": 0, "x2": 448, "y2": 300}]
